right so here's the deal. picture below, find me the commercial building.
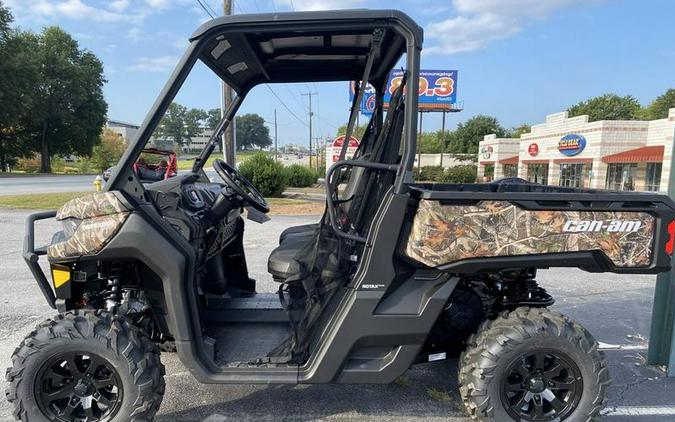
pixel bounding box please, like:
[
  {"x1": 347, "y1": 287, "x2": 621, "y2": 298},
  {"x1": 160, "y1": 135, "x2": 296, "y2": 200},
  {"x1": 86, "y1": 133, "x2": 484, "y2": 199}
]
[
  {"x1": 478, "y1": 108, "x2": 675, "y2": 192},
  {"x1": 106, "y1": 120, "x2": 140, "y2": 142}
]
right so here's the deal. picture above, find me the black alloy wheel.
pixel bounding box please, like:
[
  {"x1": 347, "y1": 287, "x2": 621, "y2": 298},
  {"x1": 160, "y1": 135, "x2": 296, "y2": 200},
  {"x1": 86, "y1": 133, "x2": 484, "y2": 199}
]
[
  {"x1": 501, "y1": 349, "x2": 582, "y2": 421},
  {"x1": 35, "y1": 352, "x2": 123, "y2": 422}
]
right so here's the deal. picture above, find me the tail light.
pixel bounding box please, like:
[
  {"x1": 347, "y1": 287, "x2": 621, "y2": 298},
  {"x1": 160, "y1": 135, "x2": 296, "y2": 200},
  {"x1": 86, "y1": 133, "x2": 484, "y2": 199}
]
[{"x1": 665, "y1": 220, "x2": 675, "y2": 256}]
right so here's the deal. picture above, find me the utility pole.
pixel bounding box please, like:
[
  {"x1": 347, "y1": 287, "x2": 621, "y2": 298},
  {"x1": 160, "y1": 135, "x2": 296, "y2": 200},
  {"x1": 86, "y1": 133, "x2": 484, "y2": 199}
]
[
  {"x1": 274, "y1": 109, "x2": 278, "y2": 161},
  {"x1": 221, "y1": 0, "x2": 235, "y2": 165},
  {"x1": 301, "y1": 92, "x2": 317, "y2": 169}
]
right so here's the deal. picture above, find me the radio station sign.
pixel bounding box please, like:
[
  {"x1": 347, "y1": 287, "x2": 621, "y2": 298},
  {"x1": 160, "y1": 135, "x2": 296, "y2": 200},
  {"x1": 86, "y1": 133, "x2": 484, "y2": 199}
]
[
  {"x1": 326, "y1": 135, "x2": 360, "y2": 173},
  {"x1": 480, "y1": 145, "x2": 493, "y2": 160},
  {"x1": 528, "y1": 143, "x2": 539, "y2": 157},
  {"x1": 349, "y1": 69, "x2": 458, "y2": 114},
  {"x1": 558, "y1": 134, "x2": 586, "y2": 156}
]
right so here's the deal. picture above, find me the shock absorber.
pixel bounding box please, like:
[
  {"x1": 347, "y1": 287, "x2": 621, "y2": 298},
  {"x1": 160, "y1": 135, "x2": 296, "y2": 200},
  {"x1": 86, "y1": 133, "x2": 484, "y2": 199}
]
[{"x1": 105, "y1": 268, "x2": 122, "y2": 312}]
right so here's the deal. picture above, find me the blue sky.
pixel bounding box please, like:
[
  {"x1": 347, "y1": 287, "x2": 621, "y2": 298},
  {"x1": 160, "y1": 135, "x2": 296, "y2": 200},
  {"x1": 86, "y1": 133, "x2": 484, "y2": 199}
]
[{"x1": 4, "y1": 0, "x2": 674, "y2": 146}]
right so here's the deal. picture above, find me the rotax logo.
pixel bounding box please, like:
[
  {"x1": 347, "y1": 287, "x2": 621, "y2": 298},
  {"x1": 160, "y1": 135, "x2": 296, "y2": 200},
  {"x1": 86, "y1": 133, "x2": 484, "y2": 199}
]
[{"x1": 558, "y1": 134, "x2": 586, "y2": 156}]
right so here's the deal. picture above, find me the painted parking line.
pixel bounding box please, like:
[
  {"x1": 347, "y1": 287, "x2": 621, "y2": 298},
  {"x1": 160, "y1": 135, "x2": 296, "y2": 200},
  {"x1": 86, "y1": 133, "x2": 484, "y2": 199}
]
[
  {"x1": 598, "y1": 341, "x2": 648, "y2": 351},
  {"x1": 601, "y1": 406, "x2": 675, "y2": 416}
]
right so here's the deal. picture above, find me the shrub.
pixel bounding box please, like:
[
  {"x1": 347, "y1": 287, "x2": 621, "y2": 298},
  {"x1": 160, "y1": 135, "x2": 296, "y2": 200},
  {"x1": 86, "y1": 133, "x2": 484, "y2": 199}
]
[
  {"x1": 441, "y1": 165, "x2": 477, "y2": 183},
  {"x1": 237, "y1": 152, "x2": 288, "y2": 197},
  {"x1": 285, "y1": 164, "x2": 318, "y2": 187},
  {"x1": 418, "y1": 165, "x2": 445, "y2": 182},
  {"x1": 16, "y1": 156, "x2": 41, "y2": 173}
]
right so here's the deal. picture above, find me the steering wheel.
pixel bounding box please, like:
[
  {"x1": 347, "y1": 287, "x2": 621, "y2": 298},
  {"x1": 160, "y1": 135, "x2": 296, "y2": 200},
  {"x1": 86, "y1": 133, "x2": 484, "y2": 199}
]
[{"x1": 212, "y1": 159, "x2": 269, "y2": 213}]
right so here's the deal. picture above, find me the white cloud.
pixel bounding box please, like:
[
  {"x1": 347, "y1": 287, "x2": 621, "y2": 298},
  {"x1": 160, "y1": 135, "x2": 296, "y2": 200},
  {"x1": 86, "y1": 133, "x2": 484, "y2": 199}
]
[
  {"x1": 109, "y1": 0, "x2": 130, "y2": 13},
  {"x1": 5, "y1": 0, "x2": 144, "y2": 22},
  {"x1": 274, "y1": 0, "x2": 366, "y2": 11},
  {"x1": 129, "y1": 56, "x2": 178, "y2": 72},
  {"x1": 145, "y1": 0, "x2": 172, "y2": 9},
  {"x1": 425, "y1": 0, "x2": 599, "y2": 55}
]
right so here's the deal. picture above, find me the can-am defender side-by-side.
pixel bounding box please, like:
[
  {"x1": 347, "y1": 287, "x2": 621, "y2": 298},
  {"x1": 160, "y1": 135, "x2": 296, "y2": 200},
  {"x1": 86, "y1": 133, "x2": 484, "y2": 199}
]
[{"x1": 8, "y1": 10, "x2": 675, "y2": 422}]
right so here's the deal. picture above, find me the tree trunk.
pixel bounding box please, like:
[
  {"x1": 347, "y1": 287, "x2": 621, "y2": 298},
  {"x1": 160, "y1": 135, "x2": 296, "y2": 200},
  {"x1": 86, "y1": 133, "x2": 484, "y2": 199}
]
[
  {"x1": 40, "y1": 121, "x2": 50, "y2": 173},
  {"x1": 0, "y1": 136, "x2": 5, "y2": 172}
]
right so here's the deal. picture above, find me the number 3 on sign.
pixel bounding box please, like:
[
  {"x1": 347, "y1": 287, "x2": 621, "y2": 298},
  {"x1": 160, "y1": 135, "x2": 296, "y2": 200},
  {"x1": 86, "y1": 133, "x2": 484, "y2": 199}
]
[{"x1": 434, "y1": 77, "x2": 454, "y2": 97}]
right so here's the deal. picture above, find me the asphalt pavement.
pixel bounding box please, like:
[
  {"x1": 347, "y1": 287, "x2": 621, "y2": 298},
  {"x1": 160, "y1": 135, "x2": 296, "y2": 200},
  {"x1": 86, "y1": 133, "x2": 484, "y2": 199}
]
[{"x1": 0, "y1": 209, "x2": 674, "y2": 421}]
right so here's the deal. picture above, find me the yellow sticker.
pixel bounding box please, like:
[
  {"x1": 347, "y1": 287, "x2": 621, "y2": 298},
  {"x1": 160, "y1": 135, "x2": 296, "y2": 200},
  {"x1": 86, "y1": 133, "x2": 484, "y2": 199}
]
[{"x1": 52, "y1": 268, "x2": 70, "y2": 288}]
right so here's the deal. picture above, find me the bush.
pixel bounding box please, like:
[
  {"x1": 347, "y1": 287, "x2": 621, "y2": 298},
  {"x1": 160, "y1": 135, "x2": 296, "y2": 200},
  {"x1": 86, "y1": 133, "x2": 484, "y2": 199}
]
[
  {"x1": 418, "y1": 165, "x2": 445, "y2": 182},
  {"x1": 441, "y1": 165, "x2": 477, "y2": 183},
  {"x1": 16, "y1": 156, "x2": 41, "y2": 173},
  {"x1": 285, "y1": 164, "x2": 318, "y2": 187},
  {"x1": 237, "y1": 152, "x2": 288, "y2": 197}
]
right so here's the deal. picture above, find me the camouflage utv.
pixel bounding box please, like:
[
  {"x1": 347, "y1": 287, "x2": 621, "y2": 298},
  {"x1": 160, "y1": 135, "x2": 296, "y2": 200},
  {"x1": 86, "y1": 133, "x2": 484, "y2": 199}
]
[{"x1": 8, "y1": 10, "x2": 675, "y2": 422}]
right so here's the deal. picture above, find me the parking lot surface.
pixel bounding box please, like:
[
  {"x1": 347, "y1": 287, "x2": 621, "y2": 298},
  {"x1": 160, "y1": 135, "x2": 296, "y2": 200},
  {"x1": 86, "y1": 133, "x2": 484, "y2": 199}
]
[{"x1": 1, "y1": 208, "x2": 674, "y2": 421}]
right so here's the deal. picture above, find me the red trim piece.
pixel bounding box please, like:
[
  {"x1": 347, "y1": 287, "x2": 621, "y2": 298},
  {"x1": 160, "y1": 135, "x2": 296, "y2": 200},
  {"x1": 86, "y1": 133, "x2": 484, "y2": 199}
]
[
  {"x1": 479, "y1": 161, "x2": 495, "y2": 165},
  {"x1": 552, "y1": 158, "x2": 594, "y2": 164},
  {"x1": 601, "y1": 145, "x2": 664, "y2": 164},
  {"x1": 522, "y1": 159, "x2": 549, "y2": 165},
  {"x1": 666, "y1": 220, "x2": 675, "y2": 256},
  {"x1": 498, "y1": 156, "x2": 519, "y2": 165}
]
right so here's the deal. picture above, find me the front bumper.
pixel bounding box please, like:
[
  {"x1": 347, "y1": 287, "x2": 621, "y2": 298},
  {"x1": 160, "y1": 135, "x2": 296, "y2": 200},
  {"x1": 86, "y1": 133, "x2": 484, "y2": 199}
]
[{"x1": 23, "y1": 210, "x2": 58, "y2": 309}]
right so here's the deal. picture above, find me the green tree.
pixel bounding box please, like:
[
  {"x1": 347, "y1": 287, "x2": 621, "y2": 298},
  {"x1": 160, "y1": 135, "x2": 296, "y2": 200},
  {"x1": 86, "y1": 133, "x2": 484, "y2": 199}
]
[
  {"x1": 510, "y1": 124, "x2": 531, "y2": 138},
  {"x1": 642, "y1": 89, "x2": 675, "y2": 120},
  {"x1": 91, "y1": 129, "x2": 125, "y2": 172},
  {"x1": 206, "y1": 108, "x2": 221, "y2": 130},
  {"x1": 16, "y1": 27, "x2": 108, "y2": 173},
  {"x1": 336, "y1": 123, "x2": 368, "y2": 141},
  {"x1": 567, "y1": 93, "x2": 641, "y2": 122},
  {"x1": 418, "y1": 132, "x2": 444, "y2": 153},
  {"x1": 154, "y1": 103, "x2": 207, "y2": 149},
  {"x1": 448, "y1": 115, "x2": 506, "y2": 154},
  {"x1": 0, "y1": 4, "x2": 38, "y2": 171},
  {"x1": 236, "y1": 113, "x2": 271, "y2": 150}
]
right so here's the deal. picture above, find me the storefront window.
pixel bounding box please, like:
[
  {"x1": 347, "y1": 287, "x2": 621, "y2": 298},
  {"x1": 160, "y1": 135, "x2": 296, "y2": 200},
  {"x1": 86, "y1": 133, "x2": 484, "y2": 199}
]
[
  {"x1": 605, "y1": 163, "x2": 637, "y2": 191},
  {"x1": 483, "y1": 165, "x2": 494, "y2": 182},
  {"x1": 503, "y1": 164, "x2": 518, "y2": 178},
  {"x1": 527, "y1": 164, "x2": 548, "y2": 185},
  {"x1": 645, "y1": 163, "x2": 662, "y2": 191},
  {"x1": 559, "y1": 163, "x2": 592, "y2": 188}
]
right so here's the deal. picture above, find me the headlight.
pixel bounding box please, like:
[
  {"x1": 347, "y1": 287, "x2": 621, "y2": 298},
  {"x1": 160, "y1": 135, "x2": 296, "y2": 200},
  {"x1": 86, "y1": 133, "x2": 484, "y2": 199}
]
[{"x1": 61, "y1": 218, "x2": 81, "y2": 238}]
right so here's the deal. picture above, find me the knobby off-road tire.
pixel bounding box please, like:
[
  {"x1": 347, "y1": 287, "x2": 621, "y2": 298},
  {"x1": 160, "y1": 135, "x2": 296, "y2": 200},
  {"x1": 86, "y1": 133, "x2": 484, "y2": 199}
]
[
  {"x1": 6, "y1": 310, "x2": 165, "y2": 422},
  {"x1": 458, "y1": 307, "x2": 609, "y2": 422}
]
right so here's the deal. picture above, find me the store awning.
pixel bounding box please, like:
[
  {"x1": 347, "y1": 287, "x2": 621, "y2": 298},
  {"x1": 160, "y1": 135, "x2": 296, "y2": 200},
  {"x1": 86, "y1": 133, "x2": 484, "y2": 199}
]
[
  {"x1": 498, "y1": 156, "x2": 519, "y2": 165},
  {"x1": 522, "y1": 159, "x2": 549, "y2": 165},
  {"x1": 479, "y1": 161, "x2": 494, "y2": 165},
  {"x1": 602, "y1": 145, "x2": 664, "y2": 164},
  {"x1": 553, "y1": 158, "x2": 594, "y2": 164}
]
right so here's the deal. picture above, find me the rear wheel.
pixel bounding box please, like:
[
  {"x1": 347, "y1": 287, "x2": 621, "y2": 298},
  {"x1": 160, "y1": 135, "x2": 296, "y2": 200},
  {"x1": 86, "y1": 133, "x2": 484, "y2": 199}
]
[
  {"x1": 6, "y1": 311, "x2": 165, "y2": 422},
  {"x1": 458, "y1": 307, "x2": 609, "y2": 421}
]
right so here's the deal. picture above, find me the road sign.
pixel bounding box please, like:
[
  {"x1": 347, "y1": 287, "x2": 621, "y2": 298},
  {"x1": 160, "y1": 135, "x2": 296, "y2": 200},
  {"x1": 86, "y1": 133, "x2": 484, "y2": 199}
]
[{"x1": 325, "y1": 135, "x2": 360, "y2": 174}]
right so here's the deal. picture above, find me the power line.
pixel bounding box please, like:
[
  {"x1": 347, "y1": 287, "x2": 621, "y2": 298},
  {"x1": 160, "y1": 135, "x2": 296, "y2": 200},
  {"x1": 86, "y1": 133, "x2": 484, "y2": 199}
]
[
  {"x1": 195, "y1": 0, "x2": 215, "y2": 18},
  {"x1": 266, "y1": 85, "x2": 308, "y2": 127},
  {"x1": 202, "y1": 0, "x2": 218, "y2": 17}
]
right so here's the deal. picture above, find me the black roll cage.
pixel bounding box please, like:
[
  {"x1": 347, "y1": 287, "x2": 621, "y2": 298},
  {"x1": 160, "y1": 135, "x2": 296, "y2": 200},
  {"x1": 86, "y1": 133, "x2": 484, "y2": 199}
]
[{"x1": 106, "y1": 10, "x2": 423, "y2": 202}]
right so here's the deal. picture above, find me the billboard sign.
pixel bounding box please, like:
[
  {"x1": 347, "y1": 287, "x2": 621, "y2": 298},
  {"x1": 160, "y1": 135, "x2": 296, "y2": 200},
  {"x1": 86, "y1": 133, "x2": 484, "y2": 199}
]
[{"x1": 349, "y1": 69, "x2": 458, "y2": 113}]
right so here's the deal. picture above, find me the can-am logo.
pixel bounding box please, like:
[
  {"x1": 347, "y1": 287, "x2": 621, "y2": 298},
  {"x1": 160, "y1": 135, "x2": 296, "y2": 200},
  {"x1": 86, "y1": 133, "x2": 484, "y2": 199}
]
[{"x1": 563, "y1": 220, "x2": 642, "y2": 233}]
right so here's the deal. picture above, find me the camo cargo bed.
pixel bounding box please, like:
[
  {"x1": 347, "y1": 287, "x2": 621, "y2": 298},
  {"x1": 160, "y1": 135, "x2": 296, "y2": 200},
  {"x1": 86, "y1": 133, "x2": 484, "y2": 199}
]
[{"x1": 401, "y1": 183, "x2": 675, "y2": 274}]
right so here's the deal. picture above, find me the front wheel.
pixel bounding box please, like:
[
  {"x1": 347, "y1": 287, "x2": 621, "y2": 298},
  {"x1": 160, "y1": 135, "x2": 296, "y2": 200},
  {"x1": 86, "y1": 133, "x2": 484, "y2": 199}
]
[
  {"x1": 458, "y1": 307, "x2": 609, "y2": 421},
  {"x1": 6, "y1": 310, "x2": 165, "y2": 421}
]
